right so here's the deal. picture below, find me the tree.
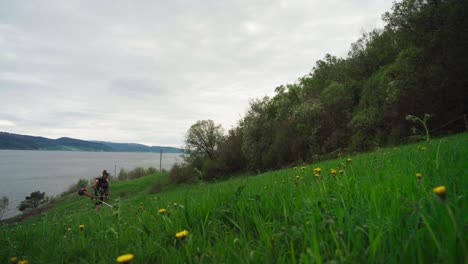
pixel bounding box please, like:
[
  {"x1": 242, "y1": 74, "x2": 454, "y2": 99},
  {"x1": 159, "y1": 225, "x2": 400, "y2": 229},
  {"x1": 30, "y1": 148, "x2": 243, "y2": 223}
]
[
  {"x1": 185, "y1": 120, "x2": 224, "y2": 160},
  {"x1": 17, "y1": 191, "x2": 47, "y2": 212},
  {"x1": 0, "y1": 196, "x2": 9, "y2": 219}
]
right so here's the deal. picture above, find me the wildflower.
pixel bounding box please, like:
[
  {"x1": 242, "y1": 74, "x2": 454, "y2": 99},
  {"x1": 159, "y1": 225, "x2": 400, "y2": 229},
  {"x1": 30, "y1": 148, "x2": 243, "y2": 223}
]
[
  {"x1": 79, "y1": 224, "x2": 85, "y2": 230},
  {"x1": 293, "y1": 167, "x2": 297, "y2": 170},
  {"x1": 64, "y1": 235, "x2": 67, "y2": 239},
  {"x1": 433, "y1": 186, "x2": 447, "y2": 200},
  {"x1": 347, "y1": 158, "x2": 352, "y2": 163},
  {"x1": 295, "y1": 175, "x2": 300, "y2": 180},
  {"x1": 67, "y1": 227, "x2": 72, "y2": 232},
  {"x1": 340, "y1": 163, "x2": 345, "y2": 168},
  {"x1": 339, "y1": 170, "x2": 344, "y2": 175},
  {"x1": 18, "y1": 260, "x2": 28, "y2": 264},
  {"x1": 173, "y1": 202, "x2": 178, "y2": 207},
  {"x1": 32, "y1": 224, "x2": 36, "y2": 226},
  {"x1": 10, "y1": 257, "x2": 18, "y2": 263},
  {"x1": 158, "y1": 208, "x2": 167, "y2": 214},
  {"x1": 176, "y1": 229, "x2": 189, "y2": 239},
  {"x1": 116, "y1": 253, "x2": 135, "y2": 264},
  {"x1": 330, "y1": 169, "x2": 337, "y2": 176},
  {"x1": 416, "y1": 173, "x2": 422, "y2": 180},
  {"x1": 314, "y1": 173, "x2": 320, "y2": 178},
  {"x1": 300, "y1": 166, "x2": 306, "y2": 171},
  {"x1": 314, "y1": 167, "x2": 321, "y2": 173}
]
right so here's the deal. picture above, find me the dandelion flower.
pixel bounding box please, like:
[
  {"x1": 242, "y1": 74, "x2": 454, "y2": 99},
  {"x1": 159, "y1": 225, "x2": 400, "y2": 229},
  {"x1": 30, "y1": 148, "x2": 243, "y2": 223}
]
[
  {"x1": 314, "y1": 173, "x2": 320, "y2": 178},
  {"x1": 79, "y1": 224, "x2": 85, "y2": 230},
  {"x1": 10, "y1": 257, "x2": 18, "y2": 263},
  {"x1": 64, "y1": 235, "x2": 67, "y2": 239},
  {"x1": 176, "y1": 229, "x2": 189, "y2": 239},
  {"x1": 67, "y1": 227, "x2": 72, "y2": 232},
  {"x1": 293, "y1": 167, "x2": 297, "y2": 170},
  {"x1": 314, "y1": 167, "x2": 321, "y2": 173},
  {"x1": 330, "y1": 169, "x2": 337, "y2": 176},
  {"x1": 347, "y1": 158, "x2": 352, "y2": 163},
  {"x1": 158, "y1": 208, "x2": 167, "y2": 214},
  {"x1": 301, "y1": 166, "x2": 306, "y2": 170},
  {"x1": 433, "y1": 186, "x2": 447, "y2": 200},
  {"x1": 116, "y1": 253, "x2": 135, "y2": 264},
  {"x1": 416, "y1": 173, "x2": 422, "y2": 180},
  {"x1": 173, "y1": 202, "x2": 178, "y2": 207},
  {"x1": 18, "y1": 260, "x2": 28, "y2": 264},
  {"x1": 339, "y1": 170, "x2": 344, "y2": 175},
  {"x1": 295, "y1": 175, "x2": 300, "y2": 180}
]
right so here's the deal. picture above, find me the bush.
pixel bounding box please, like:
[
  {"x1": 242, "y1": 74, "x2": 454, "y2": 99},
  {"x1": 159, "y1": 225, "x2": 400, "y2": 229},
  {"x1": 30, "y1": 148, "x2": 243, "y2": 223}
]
[
  {"x1": 169, "y1": 163, "x2": 196, "y2": 184},
  {"x1": 17, "y1": 191, "x2": 48, "y2": 212},
  {"x1": 62, "y1": 178, "x2": 91, "y2": 196},
  {"x1": 118, "y1": 167, "x2": 159, "y2": 181},
  {"x1": 149, "y1": 180, "x2": 165, "y2": 193}
]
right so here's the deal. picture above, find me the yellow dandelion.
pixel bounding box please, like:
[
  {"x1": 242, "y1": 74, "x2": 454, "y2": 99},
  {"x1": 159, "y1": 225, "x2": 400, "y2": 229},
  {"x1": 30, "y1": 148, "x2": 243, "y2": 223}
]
[
  {"x1": 176, "y1": 229, "x2": 189, "y2": 239},
  {"x1": 158, "y1": 208, "x2": 167, "y2": 214},
  {"x1": 339, "y1": 170, "x2": 344, "y2": 175},
  {"x1": 347, "y1": 158, "x2": 352, "y2": 163},
  {"x1": 173, "y1": 202, "x2": 178, "y2": 207},
  {"x1": 330, "y1": 169, "x2": 337, "y2": 175},
  {"x1": 433, "y1": 186, "x2": 447, "y2": 200},
  {"x1": 314, "y1": 167, "x2": 321, "y2": 173},
  {"x1": 293, "y1": 167, "x2": 297, "y2": 170},
  {"x1": 416, "y1": 173, "x2": 422, "y2": 180},
  {"x1": 64, "y1": 235, "x2": 67, "y2": 239},
  {"x1": 314, "y1": 173, "x2": 320, "y2": 178},
  {"x1": 10, "y1": 257, "x2": 18, "y2": 263},
  {"x1": 79, "y1": 224, "x2": 85, "y2": 230},
  {"x1": 116, "y1": 253, "x2": 135, "y2": 264},
  {"x1": 67, "y1": 227, "x2": 72, "y2": 232},
  {"x1": 295, "y1": 175, "x2": 300, "y2": 180},
  {"x1": 301, "y1": 166, "x2": 306, "y2": 170},
  {"x1": 18, "y1": 260, "x2": 28, "y2": 264},
  {"x1": 341, "y1": 163, "x2": 345, "y2": 168}
]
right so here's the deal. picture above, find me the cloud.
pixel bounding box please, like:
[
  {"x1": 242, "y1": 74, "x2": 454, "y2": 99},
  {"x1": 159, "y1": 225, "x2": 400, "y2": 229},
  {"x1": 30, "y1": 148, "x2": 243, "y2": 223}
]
[
  {"x1": 0, "y1": 119, "x2": 15, "y2": 127},
  {"x1": 0, "y1": 0, "x2": 393, "y2": 146}
]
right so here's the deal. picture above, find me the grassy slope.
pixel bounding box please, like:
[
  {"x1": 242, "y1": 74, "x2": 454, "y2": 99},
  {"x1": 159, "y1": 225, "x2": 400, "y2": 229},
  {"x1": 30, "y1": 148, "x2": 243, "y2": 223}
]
[{"x1": 1, "y1": 133, "x2": 467, "y2": 263}]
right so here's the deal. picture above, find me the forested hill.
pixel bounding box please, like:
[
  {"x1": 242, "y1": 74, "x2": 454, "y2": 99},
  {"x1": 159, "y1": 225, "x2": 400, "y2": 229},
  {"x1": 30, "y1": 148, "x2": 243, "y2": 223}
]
[
  {"x1": 173, "y1": 0, "x2": 468, "y2": 182},
  {"x1": 0, "y1": 132, "x2": 183, "y2": 153}
]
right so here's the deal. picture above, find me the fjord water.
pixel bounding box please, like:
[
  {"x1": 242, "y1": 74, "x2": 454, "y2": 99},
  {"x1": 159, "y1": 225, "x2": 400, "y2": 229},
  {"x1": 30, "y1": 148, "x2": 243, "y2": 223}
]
[{"x1": 0, "y1": 150, "x2": 182, "y2": 218}]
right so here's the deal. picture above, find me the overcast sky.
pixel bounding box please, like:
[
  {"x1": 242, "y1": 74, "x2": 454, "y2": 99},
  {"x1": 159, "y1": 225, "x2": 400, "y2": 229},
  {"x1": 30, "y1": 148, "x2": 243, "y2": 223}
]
[{"x1": 0, "y1": 0, "x2": 393, "y2": 147}]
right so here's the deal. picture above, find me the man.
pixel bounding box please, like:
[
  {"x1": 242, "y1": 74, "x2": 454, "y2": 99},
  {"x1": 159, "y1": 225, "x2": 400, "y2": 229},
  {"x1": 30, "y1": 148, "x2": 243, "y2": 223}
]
[{"x1": 93, "y1": 170, "x2": 110, "y2": 209}]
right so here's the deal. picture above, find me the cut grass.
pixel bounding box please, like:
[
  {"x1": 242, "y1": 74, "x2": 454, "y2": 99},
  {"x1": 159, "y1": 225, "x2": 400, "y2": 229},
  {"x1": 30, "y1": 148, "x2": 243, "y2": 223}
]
[{"x1": 1, "y1": 133, "x2": 467, "y2": 263}]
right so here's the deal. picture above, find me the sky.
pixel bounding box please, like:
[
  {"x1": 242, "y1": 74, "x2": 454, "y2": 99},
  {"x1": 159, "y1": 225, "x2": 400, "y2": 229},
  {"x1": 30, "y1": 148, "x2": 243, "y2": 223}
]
[{"x1": 0, "y1": 0, "x2": 394, "y2": 147}]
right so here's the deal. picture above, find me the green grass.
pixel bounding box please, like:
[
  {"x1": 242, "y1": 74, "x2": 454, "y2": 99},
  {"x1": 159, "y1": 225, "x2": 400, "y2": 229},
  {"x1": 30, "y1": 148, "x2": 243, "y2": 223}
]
[{"x1": 1, "y1": 133, "x2": 467, "y2": 263}]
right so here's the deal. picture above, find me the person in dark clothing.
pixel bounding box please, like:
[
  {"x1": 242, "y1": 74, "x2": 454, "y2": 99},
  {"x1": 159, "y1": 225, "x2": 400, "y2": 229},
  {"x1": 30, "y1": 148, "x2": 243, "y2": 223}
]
[{"x1": 93, "y1": 170, "x2": 110, "y2": 209}]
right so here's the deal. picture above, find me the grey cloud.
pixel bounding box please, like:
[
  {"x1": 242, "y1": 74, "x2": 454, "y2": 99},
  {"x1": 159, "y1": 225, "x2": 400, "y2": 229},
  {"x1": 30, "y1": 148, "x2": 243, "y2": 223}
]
[{"x1": 0, "y1": 0, "x2": 393, "y2": 146}]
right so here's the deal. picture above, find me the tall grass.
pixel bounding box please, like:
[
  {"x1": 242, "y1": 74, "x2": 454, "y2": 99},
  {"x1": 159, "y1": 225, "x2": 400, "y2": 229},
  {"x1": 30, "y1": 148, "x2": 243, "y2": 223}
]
[{"x1": 1, "y1": 133, "x2": 466, "y2": 263}]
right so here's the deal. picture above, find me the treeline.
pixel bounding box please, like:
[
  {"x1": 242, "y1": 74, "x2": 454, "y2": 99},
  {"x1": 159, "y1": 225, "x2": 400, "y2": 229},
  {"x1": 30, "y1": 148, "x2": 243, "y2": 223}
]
[{"x1": 171, "y1": 0, "x2": 467, "y2": 182}]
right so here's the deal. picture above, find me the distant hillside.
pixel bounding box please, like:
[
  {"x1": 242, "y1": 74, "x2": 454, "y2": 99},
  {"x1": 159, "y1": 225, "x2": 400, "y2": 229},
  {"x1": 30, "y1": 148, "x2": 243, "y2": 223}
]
[
  {"x1": 95, "y1": 141, "x2": 183, "y2": 153},
  {"x1": 0, "y1": 132, "x2": 183, "y2": 153}
]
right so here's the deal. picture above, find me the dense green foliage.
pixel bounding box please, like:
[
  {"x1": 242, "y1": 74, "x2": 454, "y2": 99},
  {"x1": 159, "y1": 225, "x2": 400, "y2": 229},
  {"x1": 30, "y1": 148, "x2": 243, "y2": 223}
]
[
  {"x1": 1, "y1": 133, "x2": 466, "y2": 263},
  {"x1": 172, "y1": 0, "x2": 467, "y2": 182}
]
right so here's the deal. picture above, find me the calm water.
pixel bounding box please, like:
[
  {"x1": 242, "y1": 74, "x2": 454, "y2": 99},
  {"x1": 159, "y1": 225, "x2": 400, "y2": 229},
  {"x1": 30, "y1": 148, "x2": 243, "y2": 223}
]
[{"x1": 0, "y1": 150, "x2": 182, "y2": 218}]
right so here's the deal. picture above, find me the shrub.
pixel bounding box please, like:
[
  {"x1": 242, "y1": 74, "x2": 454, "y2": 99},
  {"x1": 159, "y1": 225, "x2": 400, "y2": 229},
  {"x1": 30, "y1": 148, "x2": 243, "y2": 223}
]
[
  {"x1": 17, "y1": 191, "x2": 48, "y2": 212},
  {"x1": 169, "y1": 163, "x2": 196, "y2": 184},
  {"x1": 118, "y1": 168, "x2": 129, "y2": 180},
  {"x1": 0, "y1": 196, "x2": 8, "y2": 220},
  {"x1": 149, "y1": 180, "x2": 165, "y2": 193}
]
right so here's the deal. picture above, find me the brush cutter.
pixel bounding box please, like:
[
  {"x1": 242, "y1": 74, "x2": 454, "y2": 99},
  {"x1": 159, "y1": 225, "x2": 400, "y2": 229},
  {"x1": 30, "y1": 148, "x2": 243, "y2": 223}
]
[{"x1": 78, "y1": 187, "x2": 113, "y2": 208}]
